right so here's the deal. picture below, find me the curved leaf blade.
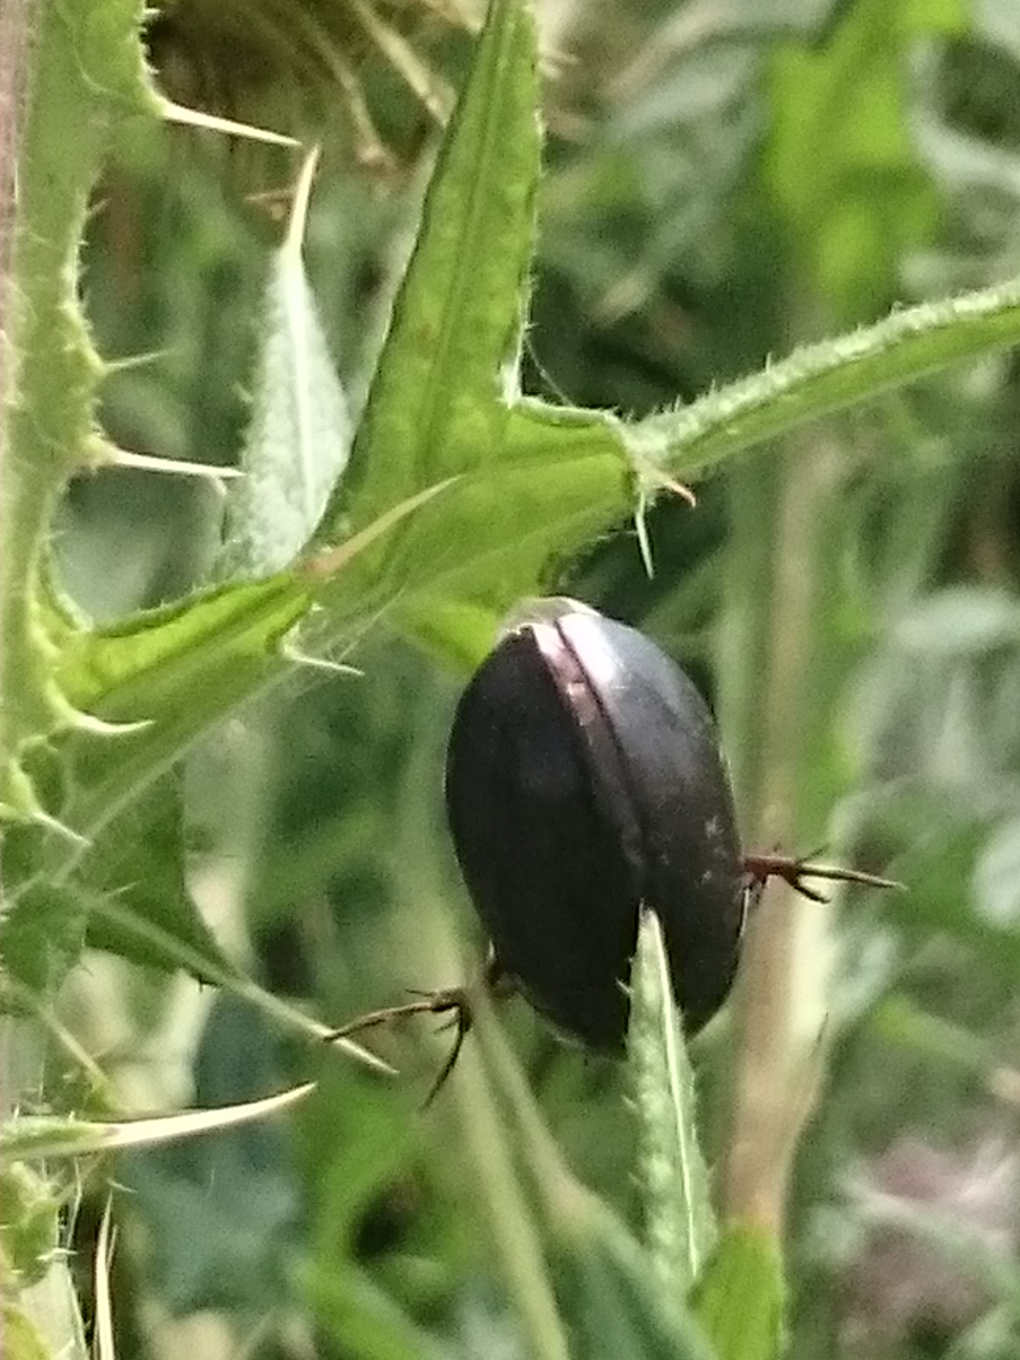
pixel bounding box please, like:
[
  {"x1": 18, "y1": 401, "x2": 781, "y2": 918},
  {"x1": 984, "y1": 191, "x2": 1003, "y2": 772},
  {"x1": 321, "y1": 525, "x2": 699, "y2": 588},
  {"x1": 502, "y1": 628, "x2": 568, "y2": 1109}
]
[
  {"x1": 629, "y1": 909, "x2": 717, "y2": 1298},
  {"x1": 0, "y1": 1082, "x2": 315, "y2": 1162},
  {"x1": 632, "y1": 277, "x2": 1020, "y2": 480},
  {"x1": 218, "y1": 149, "x2": 352, "y2": 580},
  {"x1": 325, "y1": 0, "x2": 542, "y2": 530}
]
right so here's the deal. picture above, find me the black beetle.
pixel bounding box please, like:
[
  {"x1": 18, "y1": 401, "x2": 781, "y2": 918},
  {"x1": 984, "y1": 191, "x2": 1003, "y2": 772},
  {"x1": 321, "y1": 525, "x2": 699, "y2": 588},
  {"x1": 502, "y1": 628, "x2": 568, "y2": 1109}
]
[
  {"x1": 445, "y1": 597, "x2": 745, "y2": 1050},
  {"x1": 329, "y1": 598, "x2": 898, "y2": 1091}
]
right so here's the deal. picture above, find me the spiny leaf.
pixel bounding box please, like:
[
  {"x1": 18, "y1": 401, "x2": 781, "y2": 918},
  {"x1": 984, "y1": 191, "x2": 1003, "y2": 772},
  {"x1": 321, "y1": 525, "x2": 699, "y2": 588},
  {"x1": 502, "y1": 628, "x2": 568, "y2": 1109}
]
[
  {"x1": 76, "y1": 774, "x2": 232, "y2": 977},
  {"x1": 552, "y1": 1196, "x2": 719, "y2": 1360},
  {"x1": 0, "y1": 1082, "x2": 316, "y2": 1162},
  {"x1": 322, "y1": 0, "x2": 544, "y2": 530},
  {"x1": 628, "y1": 909, "x2": 717, "y2": 1298},
  {"x1": 311, "y1": 0, "x2": 635, "y2": 662},
  {"x1": 217, "y1": 148, "x2": 353, "y2": 581},
  {"x1": 630, "y1": 276, "x2": 1020, "y2": 481},
  {"x1": 0, "y1": 1162, "x2": 61, "y2": 1288},
  {"x1": 0, "y1": 0, "x2": 155, "y2": 819}
]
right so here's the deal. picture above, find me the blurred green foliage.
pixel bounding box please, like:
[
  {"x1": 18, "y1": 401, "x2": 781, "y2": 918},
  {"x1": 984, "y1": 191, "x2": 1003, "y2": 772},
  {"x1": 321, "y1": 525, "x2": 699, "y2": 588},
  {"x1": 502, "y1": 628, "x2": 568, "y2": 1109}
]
[{"x1": 15, "y1": 0, "x2": 1020, "y2": 1356}]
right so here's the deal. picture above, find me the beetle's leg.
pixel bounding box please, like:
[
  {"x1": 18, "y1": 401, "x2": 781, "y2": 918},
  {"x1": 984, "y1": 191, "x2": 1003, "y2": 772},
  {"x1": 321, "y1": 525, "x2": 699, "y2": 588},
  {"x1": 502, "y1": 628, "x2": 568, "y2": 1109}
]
[
  {"x1": 420, "y1": 1002, "x2": 473, "y2": 1108},
  {"x1": 742, "y1": 874, "x2": 768, "y2": 923},
  {"x1": 324, "y1": 987, "x2": 466, "y2": 1037},
  {"x1": 742, "y1": 850, "x2": 902, "y2": 900},
  {"x1": 324, "y1": 986, "x2": 473, "y2": 1105},
  {"x1": 324, "y1": 945, "x2": 523, "y2": 1103}
]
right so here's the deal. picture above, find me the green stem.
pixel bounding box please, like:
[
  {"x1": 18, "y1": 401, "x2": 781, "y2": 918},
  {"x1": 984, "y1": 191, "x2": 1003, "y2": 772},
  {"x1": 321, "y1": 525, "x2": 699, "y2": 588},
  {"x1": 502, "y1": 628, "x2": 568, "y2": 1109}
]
[
  {"x1": 0, "y1": 3, "x2": 112, "y2": 815},
  {"x1": 396, "y1": 683, "x2": 571, "y2": 1360},
  {"x1": 722, "y1": 429, "x2": 840, "y2": 1235},
  {"x1": 0, "y1": 7, "x2": 152, "y2": 1352}
]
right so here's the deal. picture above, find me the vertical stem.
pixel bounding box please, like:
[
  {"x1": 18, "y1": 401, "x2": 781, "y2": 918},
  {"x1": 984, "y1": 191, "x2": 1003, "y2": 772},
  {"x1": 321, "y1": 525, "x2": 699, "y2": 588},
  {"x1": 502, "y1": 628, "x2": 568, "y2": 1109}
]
[
  {"x1": 722, "y1": 431, "x2": 841, "y2": 1234},
  {"x1": 715, "y1": 458, "x2": 777, "y2": 813},
  {"x1": 394, "y1": 681, "x2": 571, "y2": 1360},
  {"x1": 0, "y1": 6, "x2": 130, "y2": 1352},
  {"x1": 0, "y1": 0, "x2": 38, "y2": 1122},
  {"x1": 0, "y1": 0, "x2": 33, "y2": 403},
  {"x1": 0, "y1": 0, "x2": 38, "y2": 815},
  {"x1": 0, "y1": 14, "x2": 42, "y2": 1357}
]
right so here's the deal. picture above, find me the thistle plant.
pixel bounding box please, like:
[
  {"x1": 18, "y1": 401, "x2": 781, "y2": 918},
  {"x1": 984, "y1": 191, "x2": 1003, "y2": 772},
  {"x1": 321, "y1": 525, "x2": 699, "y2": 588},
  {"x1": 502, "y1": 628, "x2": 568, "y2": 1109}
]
[{"x1": 4, "y1": 2, "x2": 1020, "y2": 1356}]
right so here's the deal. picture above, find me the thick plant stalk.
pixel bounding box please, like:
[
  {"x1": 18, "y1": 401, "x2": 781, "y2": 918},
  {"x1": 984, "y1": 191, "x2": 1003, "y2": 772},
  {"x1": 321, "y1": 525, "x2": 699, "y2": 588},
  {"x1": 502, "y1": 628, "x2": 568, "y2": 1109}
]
[
  {"x1": 396, "y1": 686, "x2": 572, "y2": 1360},
  {"x1": 0, "y1": 1, "x2": 45, "y2": 1343},
  {"x1": 0, "y1": 0, "x2": 33, "y2": 403},
  {"x1": 0, "y1": 3, "x2": 151, "y2": 1353},
  {"x1": 0, "y1": 0, "x2": 37, "y2": 876},
  {"x1": 0, "y1": 0, "x2": 45, "y2": 819},
  {"x1": 722, "y1": 430, "x2": 842, "y2": 1235}
]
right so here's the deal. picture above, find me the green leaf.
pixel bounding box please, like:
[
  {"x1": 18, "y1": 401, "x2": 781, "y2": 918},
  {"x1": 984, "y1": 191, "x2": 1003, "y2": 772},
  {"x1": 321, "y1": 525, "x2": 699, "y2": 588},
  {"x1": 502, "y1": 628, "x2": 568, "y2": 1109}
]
[
  {"x1": 67, "y1": 0, "x2": 160, "y2": 115},
  {"x1": 76, "y1": 774, "x2": 231, "y2": 976},
  {"x1": 56, "y1": 575, "x2": 306, "y2": 722},
  {"x1": 0, "y1": 1081, "x2": 315, "y2": 1162},
  {"x1": 766, "y1": 0, "x2": 966, "y2": 316},
  {"x1": 0, "y1": 882, "x2": 86, "y2": 997},
  {"x1": 315, "y1": 401, "x2": 628, "y2": 664},
  {"x1": 0, "y1": 0, "x2": 154, "y2": 818},
  {"x1": 301, "y1": 1262, "x2": 442, "y2": 1360},
  {"x1": 0, "y1": 1163, "x2": 60, "y2": 1288},
  {"x1": 312, "y1": 0, "x2": 633, "y2": 660},
  {"x1": 51, "y1": 573, "x2": 307, "y2": 843},
  {"x1": 690, "y1": 1224, "x2": 785, "y2": 1360},
  {"x1": 628, "y1": 909, "x2": 717, "y2": 1297},
  {"x1": 0, "y1": 1304, "x2": 52, "y2": 1360},
  {"x1": 323, "y1": 0, "x2": 543, "y2": 533},
  {"x1": 217, "y1": 149, "x2": 353, "y2": 581},
  {"x1": 463, "y1": 938, "x2": 715, "y2": 1360},
  {"x1": 43, "y1": 477, "x2": 455, "y2": 855},
  {"x1": 0, "y1": 772, "x2": 388, "y2": 1067},
  {"x1": 0, "y1": 823, "x2": 87, "y2": 993},
  {"x1": 393, "y1": 401, "x2": 629, "y2": 661},
  {"x1": 631, "y1": 276, "x2": 1020, "y2": 482},
  {"x1": 554, "y1": 1198, "x2": 719, "y2": 1360}
]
